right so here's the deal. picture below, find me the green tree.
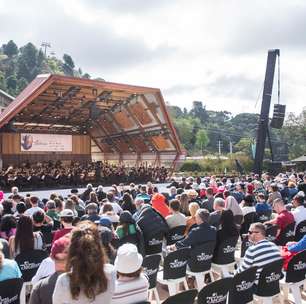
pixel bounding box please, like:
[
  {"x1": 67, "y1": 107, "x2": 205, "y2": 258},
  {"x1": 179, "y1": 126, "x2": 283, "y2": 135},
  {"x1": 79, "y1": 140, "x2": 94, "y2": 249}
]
[
  {"x1": 3, "y1": 40, "x2": 18, "y2": 57},
  {"x1": 195, "y1": 129, "x2": 209, "y2": 153},
  {"x1": 63, "y1": 54, "x2": 75, "y2": 76},
  {"x1": 234, "y1": 137, "x2": 253, "y2": 156},
  {"x1": 6, "y1": 74, "x2": 17, "y2": 91}
]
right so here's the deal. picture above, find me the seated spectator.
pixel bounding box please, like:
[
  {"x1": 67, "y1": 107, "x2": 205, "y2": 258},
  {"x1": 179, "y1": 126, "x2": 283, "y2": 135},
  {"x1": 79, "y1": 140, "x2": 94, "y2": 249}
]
[
  {"x1": 46, "y1": 200, "x2": 60, "y2": 222},
  {"x1": 237, "y1": 223, "x2": 281, "y2": 280},
  {"x1": 70, "y1": 195, "x2": 85, "y2": 218},
  {"x1": 240, "y1": 194, "x2": 256, "y2": 216},
  {"x1": 53, "y1": 209, "x2": 74, "y2": 243},
  {"x1": 255, "y1": 193, "x2": 272, "y2": 213},
  {"x1": 97, "y1": 220, "x2": 116, "y2": 264},
  {"x1": 1, "y1": 199, "x2": 14, "y2": 215},
  {"x1": 209, "y1": 197, "x2": 225, "y2": 228},
  {"x1": 30, "y1": 236, "x2": 70, "y2": 304},
  {"x1": 136, "y1": 185, "x2": 151, "y2": 203},
  {"x1": 9, "y1": 215, "x2": 44, "y2": 257},
  {"x1": 24, "y1": 196, "x2": 44, "y2": 217},
  {"x1": 120, "y1": 193, "x2": 136, "y2": 214},
  {"x1": 85, "y1": 191, "x2": 99, "y2": 206},
  {"x1": 187, "y1": 189, "x2": 201, "y2": 206},
  {"x1": 224, "y1": 191, "x2": 243, "y2": 217},
  {"x1": 265, "y1": 198, "x2": 295, "y2": 243},
  {"x1": 32, "y1": 210, "x2": 53, "y2": 242},
  {"x1": 288, "y1": 181, "x2": 298, "y2": 202},
  {"x1": 112, "y1": 243, "x2": 149, "y2": 304},
  {"x1": 151, "y1": 193, "x2": 170, "y2": 218},
  {"x1": 0, "y1": 238, "x2": 9, "y2": 258},
  {"x1": 52, "y1": 221, "x2": 116, "y2": 303},
  {"x1": 288, "y1": 234, "x2": 306, "y2": 253},
  {"x1": 81, "y1": 203, "x2": 100, "y2": 223},
  {"x1": 14, "y1": 202, "x2": 27, "y2": 219},
  {"x1": 185, "y1": 202, "x2": 200, "y2": 235},
  {"x1": 172, "y1": 209, "x2": 216, "y2": 250},
  {"x1": 202, "y1": 187, "x2": 214, "y2": 212},
  {"x1": 267, "y1": 183, "x2": 282, "y2": 204},
  {"x1": 115, "y1": 211, "x2": 144, "y2": 255},
  {"x1": 96, "y1": 185, "x2": 107, "y2": 202},
  {"x1": 178, "y1": 192, "x2": 190, "y2": 216},
  {"x1": 214, "y1": 210, "x2": 239, "y2": 256},
  {"x1": 168, "y1": 186, "x2": 177, "y2": 201},
  {"x1": 100, "y1": 203, "x2": 119, "y2": 224},
  {"x1": 0, "y1": 241, "x2": 22, "y2": 282},
  {"x1": 166, "y1": 199, "x2": 187, "y2": 229},
  {"x1": 291, "y1": 193, "x2": 306, "y2": 228},
  {"x1": 0, "y1": 214, "x2": 16, "y2": 241},
  {"x1": 54, "y1": 198, "x2": 64, "y2": 214},
  {"x1": 64, "y1": 199, "x2": 78, "y2": 217}
]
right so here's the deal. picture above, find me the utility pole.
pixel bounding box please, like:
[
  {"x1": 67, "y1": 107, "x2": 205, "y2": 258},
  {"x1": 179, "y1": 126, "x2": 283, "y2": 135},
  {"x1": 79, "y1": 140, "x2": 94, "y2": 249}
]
[
  {"x1": 229, "y1": 141, "x2": 233, "y2": 155},
  {"x1": 218, "y1": 140, "x2": 221, "y2": 156},
  {"x1": 41, "y1": 42, "x2": 51, "y2": 56}
]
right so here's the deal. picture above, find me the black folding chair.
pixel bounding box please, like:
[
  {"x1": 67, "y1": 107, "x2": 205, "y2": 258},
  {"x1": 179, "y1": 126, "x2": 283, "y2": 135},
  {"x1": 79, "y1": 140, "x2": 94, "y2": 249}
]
[
  {"x1": 162, "y1": 289, "x2": 198, "y2": 304},
  {"x1": 144, "y1": 231, "x2": 164, "y2": 255},
  {"x1": 295, "y1": 220, "x2": 306, "y2": 241},
  {"x1": 275, "y1": 222, "x2": 295, "y2": 246},
  {"x1": 142, "y1": 254, "x2": 161, "y2": 303},
  {"x1": 228, "y1": 266, "x2": 258, "y2": 304},
  {"x1": 257, "y1": 210, "x2": 272, "y2": 223},
  {"x1": 197, "y1": 277, "x2": 233, "y2": 304},
  {"x1": 166, "y1": 225, "x2": 186, "y2": 245},
  {"x1": 212, "y1": 236, "x2": 238, "y2": 277},
  {"x1": 281, "y1": 250, "x2": 306, "y2": 304},
  {"x1": 15, "y1": 249, "x2": 48, "y2": 304},
  {"x1": 240, "y1": 234, "x2": 252, "y2": 258},
  {"x1": 157, "y1": 248, "x2": 190, "y2": 296},
  {"x1": 240, "y1": 212, "x2": 257, "y2": 236},
  {"x1": 0, "y1": 278, "x2": 23, "y2": 304},
  {"x1": 254, "y1": 259, "x2": 283, "y2": 303},
  {"x1": 265, "y1": 225, "x2": 278, "y2": 242},
  {"x1": 187, "y1": 241, "x2": 216, "y2": 290}
]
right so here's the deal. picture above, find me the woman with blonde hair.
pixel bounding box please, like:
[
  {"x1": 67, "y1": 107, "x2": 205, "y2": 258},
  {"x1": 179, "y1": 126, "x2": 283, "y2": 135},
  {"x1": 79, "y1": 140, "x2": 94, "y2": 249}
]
[
  {"x1": 53, "y1": 221, "x2": 116, "y2": 303},
  {"x1": 185, "y1": 202, "x2": 200, "y2": 235},
  {"x1": 179, "y1": 192, "x2": 190, "y2": 216}
]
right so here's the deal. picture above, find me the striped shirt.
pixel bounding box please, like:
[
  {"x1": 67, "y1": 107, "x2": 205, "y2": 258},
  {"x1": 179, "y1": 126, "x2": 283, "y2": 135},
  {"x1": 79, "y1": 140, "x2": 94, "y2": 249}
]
[
  {"x1": 112, "y1": 274, "x2": 149, "y2": 304},
  {"x1": 237, "y1": 239, "x2": 281, "y2": 279}
]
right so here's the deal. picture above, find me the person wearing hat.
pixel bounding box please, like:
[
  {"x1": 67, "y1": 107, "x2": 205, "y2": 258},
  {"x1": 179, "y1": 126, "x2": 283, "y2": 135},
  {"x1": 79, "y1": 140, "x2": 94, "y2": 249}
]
[
  {"x1": 112, "y1": 243, "x2": 149, "y2": 304},
  {"x1": 115, "y1": 211, "x2": 144, "y2": 256},
  {"x1": 53, "y1": 209, "x2": 74, "y2": 244},
  {"x1": 81, "y1": 203, "x2": 100, "y2": 223},
  {"x1": 30, "y1": 236, "x2": 70, "y2": 304}
]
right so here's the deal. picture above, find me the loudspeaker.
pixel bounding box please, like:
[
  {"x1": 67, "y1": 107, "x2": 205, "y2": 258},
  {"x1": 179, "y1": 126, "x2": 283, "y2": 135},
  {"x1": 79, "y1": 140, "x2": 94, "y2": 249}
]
[{"x1": 270, "y1": 104, "x2": 286, "y2": 129}]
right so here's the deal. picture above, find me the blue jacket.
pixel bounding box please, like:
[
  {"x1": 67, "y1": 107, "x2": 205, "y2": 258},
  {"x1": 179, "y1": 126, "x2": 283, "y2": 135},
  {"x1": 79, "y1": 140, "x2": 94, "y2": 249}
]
[
  {"x1": 288, "y1": 235, "x2": 306, "y2": 253},
  {"x1": 176, "y1": 222, "x2": 216, "y2": 249}
]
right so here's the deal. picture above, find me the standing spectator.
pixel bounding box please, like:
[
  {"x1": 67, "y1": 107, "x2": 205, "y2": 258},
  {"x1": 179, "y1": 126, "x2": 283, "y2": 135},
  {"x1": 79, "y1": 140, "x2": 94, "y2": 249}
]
[
  {"x1": 264, "y1": 198, "x2": 295, "y2": 243},
  {"x1": 112, "y1": 243, "x2": 149, "y2": 304},
  {"x1": 96, "y1": 185, "x2": 107, "y2": 202},
  {"x1": 0, "y1": 242, "x2": 22, "y2": 282},
  {"x1": 185, "y1": 202, "x2": 200, "y2": 235},
  {"x1": 166, "y1": 199, "x2": 187, "y2": 229},
  {"x1": 46, "y1": 200, "x2": 60, "y2": 222},
  {"x1": 237, "y1": 223, "x2": 281, "y2": 279},
  {"x1": 53, "y1": 209, "x2": 74, "y2": 243},
  {"x1": 24, "y1": 196, "x2": 44, "y2": 217},
  {"x1": 30, "y1": 236, "x2": 70, "y2": 304},
  {"x1": 100, "y1": 203, "x2": 119, "y2": 224},
  {"x1": 1, "y1": 200, "x2": 14, "y2": 215},
  {"x1": 52, "y1": 221, "x2": 116, "y2": 303},
  {"x1": 81, "y1": 203, "x2": 100, "y2": 223},
  {"x1": 9, "y1": 215, "x2": 44, "y2": 257}
]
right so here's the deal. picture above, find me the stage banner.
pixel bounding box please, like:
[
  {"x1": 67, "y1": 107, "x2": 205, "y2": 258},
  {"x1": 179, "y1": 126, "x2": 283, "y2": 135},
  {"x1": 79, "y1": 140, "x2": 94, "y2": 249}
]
[{"x1": 20, "y1": 133, "x2": 72, "y2": 152}]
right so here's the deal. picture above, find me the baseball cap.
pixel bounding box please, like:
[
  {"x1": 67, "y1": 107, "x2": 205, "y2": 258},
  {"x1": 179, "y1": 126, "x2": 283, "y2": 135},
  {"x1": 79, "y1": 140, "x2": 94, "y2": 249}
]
[
  {"x1": 50, "y1": 236, "x2": 70, "y2": 260},
  {"x1": 59, "y1": 209, "x2": 74, "y2": 218},
  {"x1": 95, "y1": 216, "x2": 112, "y2": 229}
]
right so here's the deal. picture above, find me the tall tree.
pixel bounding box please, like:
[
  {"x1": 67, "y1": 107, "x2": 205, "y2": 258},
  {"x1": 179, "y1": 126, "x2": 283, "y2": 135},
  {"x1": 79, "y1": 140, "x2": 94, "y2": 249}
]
[
  {"x1": 3, "y1": 40, "x2": 18, "y2": 57},
  {"x1": 195, "y1": 129, "x2": 209, "y2": 153}
]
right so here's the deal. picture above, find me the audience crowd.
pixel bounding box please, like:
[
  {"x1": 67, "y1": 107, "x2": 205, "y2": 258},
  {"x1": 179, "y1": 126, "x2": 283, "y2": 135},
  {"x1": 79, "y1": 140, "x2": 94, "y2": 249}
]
[
  {"x1": 0, "y1": 160, "x2": 168, "y2": 190},
  {"x1": 0, "y1": 170, "x2": 305, "y2": 303}
]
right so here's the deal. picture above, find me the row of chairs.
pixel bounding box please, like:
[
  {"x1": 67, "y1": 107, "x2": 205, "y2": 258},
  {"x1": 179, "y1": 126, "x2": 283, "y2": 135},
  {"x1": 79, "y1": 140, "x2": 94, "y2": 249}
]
[{"x1": 142, "y1": 250, "x2": 306, "y2": 304}]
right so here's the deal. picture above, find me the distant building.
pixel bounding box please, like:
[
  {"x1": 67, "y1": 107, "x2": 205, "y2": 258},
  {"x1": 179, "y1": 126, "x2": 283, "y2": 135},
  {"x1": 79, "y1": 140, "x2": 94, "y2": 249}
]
[{"x1": 0, "y1": 89, "x2": 14, "y2": 112}]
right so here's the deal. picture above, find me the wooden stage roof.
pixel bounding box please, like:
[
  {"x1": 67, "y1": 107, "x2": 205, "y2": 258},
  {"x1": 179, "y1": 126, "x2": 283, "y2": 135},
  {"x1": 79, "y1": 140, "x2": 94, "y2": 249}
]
[{"x1": 0, "y1": 74, "x2": 184, "y2": 163}]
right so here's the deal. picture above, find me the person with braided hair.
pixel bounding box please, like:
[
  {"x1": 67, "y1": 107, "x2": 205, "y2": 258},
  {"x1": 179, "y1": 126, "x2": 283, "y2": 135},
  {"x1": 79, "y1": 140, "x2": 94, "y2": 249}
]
[{"x1": 53, "y1": 221, "x2": 116, "y2": 303}]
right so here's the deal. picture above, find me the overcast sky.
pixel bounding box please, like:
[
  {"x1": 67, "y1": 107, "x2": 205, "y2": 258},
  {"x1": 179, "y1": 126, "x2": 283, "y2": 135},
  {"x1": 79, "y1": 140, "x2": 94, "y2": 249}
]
[{"x1": 1, "y1": 0, "x2": 306, "y2": 116}]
